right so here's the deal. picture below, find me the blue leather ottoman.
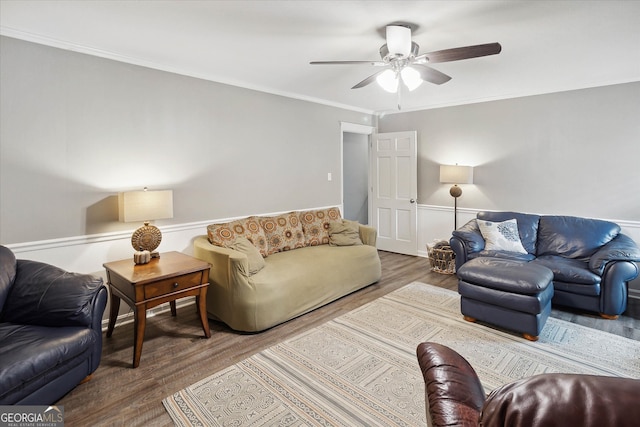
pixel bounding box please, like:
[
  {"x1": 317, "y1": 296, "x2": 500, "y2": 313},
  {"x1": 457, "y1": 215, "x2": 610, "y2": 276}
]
[{"x1": 456, "y1": 257, "x2": 554, "y2": 341}]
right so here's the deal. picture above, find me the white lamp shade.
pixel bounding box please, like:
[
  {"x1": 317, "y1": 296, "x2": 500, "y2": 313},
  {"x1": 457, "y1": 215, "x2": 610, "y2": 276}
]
[
  {"x1": 376, "y1": 69, "x2": 399, "y2": 93},
  {"x1": 118, "y1": 189, "x2": 173, "y2": 222},
  {"x1": 400, "y1": 67, "x2": 423, "y2": 91},
  {"x1": 386, "y1": 25, "x2": 411, "y2": 57},
  {"x1": 440, "y1": 165, "x2": 474, "y2": 184}
]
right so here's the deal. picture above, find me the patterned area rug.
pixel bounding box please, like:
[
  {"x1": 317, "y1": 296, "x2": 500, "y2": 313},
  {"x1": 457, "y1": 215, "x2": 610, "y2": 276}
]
[{"x1": 163, "y1": 283, "x2": 640, "y2": 426}]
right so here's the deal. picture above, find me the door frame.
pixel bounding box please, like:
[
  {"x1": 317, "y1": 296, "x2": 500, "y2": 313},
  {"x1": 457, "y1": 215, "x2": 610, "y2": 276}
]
[{"x1": 340, "y1": 122, "x2": 375, "y2": 224}]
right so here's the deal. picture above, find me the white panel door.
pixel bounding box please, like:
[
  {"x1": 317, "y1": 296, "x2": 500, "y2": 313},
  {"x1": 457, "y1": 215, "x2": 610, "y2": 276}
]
[{"x1": 371, "y1": 131, "x2": 418, "y2": 255}]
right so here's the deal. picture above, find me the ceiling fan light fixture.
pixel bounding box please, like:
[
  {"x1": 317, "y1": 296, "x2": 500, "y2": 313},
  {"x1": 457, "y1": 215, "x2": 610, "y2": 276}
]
[
  {"x1": 376, "y1": 69, "x2": 398, "y2": 93},
  {"x1": 400, "y1": 67, "x2": 423, "y2": 91},
  {"x1": 386, "y1": 25, "x2": 411, "y2": 57}
]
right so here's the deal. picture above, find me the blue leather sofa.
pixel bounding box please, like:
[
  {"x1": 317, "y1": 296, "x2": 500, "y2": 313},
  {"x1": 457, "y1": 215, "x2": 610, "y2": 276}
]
[
  {"x1": 450, "y1": 211, "x2": 640, "y2": 318},
  {"x1": 0, "y1": 245, "x2": 108, "y2": 404}
]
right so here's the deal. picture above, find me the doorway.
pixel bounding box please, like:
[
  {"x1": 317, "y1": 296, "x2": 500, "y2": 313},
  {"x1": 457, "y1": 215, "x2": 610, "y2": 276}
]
[
  {"x1": 343, "y1": 132, "x2": 369, "y2": 224},
  {"x1": 340, "y1": 122, "x2": 375, "y2": 225}
]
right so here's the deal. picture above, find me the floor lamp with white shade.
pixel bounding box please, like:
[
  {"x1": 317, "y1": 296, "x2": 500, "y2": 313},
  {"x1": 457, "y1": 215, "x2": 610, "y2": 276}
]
[{"x1": 440, "y1": 165, "x2": 474, "y2": 230}]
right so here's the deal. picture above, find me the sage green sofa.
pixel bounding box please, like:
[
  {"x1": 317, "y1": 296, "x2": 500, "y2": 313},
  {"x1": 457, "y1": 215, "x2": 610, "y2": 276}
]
[{"x1": 194, "y1": 208, "x2": 381, "y2": 332}]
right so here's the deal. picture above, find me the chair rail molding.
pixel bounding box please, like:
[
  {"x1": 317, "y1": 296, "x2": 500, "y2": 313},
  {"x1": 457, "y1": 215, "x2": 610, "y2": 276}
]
[{"x1": 6, "y1": 204, "x2": 639, "y2": 302}]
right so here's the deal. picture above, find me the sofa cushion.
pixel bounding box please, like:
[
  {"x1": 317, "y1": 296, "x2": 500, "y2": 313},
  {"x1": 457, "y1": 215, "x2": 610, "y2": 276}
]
[
  {"x1": 328, "y1": 220, "x2": 363, "y2": 247},
  {"x1": 299, "y1": 208, "x2": 341, "y2": 246},
  {"x1": 3, "y1": 261, "x2": 104, "y2": 327},
  {"x1": 227, "y1": 237, "x2": 266, "y2": 275},
  {"x1": 259, "y1": 212, "x2": 306, "y2": 255},
  {"x1": 0, "y1": 246, "x2": 17, "y2": 314},
  {"x1": 532, "y1": 255, "x2": 602, "y2": 285},
  {"x1": 241, "y1": 244, "x2": 381, "y2": 331},
  {"x1": 478, "y1": 219, "x2": 528, "y2": 254},
  {"x1": 207, "y1": 216, "x2": 269, "y2": 257},
  {"x1": 478, "y1": 211, "x2": 540, "y2": 254},
  {"x1": 0, "y1": 323, "x2": 95, "y2": 404},
  {"x1": 471, "y1": 250, "x2": 535, "y2": 263},
  {"x1": 456, "y1": 257, "x2": 553, "y2": 295},
  {"x1": 537, "y1": 216, "x2": 620, "y2": 259}
]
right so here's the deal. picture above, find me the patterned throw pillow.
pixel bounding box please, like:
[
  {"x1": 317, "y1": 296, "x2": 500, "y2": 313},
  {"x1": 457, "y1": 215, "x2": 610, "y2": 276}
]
[
  {"x1": 259, "y1": 212, "x2": 306, "y2": 255},
  {"x1": 478, "y1": 219, "x2": 528, "y2": 254},
  {"x1": 299, "y1": 208, "x2": 342, "y2": 246},
  {"x1": 207, "y1": 216, "x2": 268, "y2": 257}
]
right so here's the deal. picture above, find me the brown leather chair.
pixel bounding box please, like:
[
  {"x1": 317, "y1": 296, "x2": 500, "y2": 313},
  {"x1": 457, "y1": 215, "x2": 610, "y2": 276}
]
[{"x1": 417, "y1": 342, "x2": 640, "y2": 427}]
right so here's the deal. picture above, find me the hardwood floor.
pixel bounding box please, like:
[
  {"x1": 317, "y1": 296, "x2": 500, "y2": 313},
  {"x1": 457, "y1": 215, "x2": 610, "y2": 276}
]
[{"x1": 57, "y1": 251, "x2": 640, "y2": 426}]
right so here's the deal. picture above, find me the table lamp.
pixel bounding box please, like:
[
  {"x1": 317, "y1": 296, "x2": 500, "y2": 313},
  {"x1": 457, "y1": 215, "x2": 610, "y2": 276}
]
[
  {"x1": 118, "y1": 187, "x2": 173, "y2": 263},
  {"x1": 440, "y1": 165, "x2": 473, "y2": 230}
]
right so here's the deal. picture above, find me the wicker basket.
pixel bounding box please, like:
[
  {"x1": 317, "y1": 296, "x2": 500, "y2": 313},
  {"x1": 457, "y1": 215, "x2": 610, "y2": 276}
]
[{"x1": 427, "y1": 244, "x2": 456, "y2": 274}]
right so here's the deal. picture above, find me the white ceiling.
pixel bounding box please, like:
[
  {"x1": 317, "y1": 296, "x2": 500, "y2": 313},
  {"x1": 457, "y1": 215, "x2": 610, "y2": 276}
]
[{"x1": 1, "y1": 1, "x2": 639, "y2": 114}]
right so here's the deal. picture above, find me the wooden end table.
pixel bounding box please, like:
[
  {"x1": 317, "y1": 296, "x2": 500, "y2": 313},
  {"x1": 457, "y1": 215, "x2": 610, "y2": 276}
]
[{"x1": 104, "y1": 251, "x2": 211, "y2": 368}]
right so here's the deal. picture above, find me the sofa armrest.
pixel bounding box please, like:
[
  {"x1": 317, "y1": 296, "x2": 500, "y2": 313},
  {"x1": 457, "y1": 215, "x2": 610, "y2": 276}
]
[
  {"x1": 451, "y1": 219, "x2": 485, "y2": 253},
  {"x1": 450, "y1": 219, "x2": 484, "y2": 270},
  {"x1": 359, "y1": 224, "x2": 377, "y2": 247},
  {"x1": 3, "y1": 260, "x2": 105, "y2": 327},
  {"x1": 89, "y1": 285, "x2": 109, "y2": 372},
  {"x1": 589, "y1": 234, "x2": 640, "y2": 274},
  {"x1": 194, "y1": 236, "x2": 252, "y2": 286},
  {"x1": 416, "y1": 342, "x2": 485, "y2": 427}
]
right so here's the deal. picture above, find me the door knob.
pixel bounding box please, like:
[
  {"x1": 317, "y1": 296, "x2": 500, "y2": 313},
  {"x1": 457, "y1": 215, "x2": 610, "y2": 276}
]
[{"x1": 410, "y1": 199, "x2": 416, "y2": 203}]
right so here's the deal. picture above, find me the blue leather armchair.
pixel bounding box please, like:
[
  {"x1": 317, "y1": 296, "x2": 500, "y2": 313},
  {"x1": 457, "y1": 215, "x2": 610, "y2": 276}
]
[
  {"x1": 0, "y1": 245, "x2": 108, "y2": 404},
  {"x1": 450, "y1": 212, "x2": 640, "y2": 318}
]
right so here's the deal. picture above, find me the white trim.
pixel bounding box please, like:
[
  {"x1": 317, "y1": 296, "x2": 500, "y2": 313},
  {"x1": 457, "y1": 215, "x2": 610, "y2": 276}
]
[
  {"x1": 4, "y1": 27, "x2": 637, "y2": 117},
  {"x1": 0, "y1": 27, "x2": 375, "y2": 115},
  {"x1": 100, "y1": 296, "x2": 195, "y2": 332},
  {"x1": 6, "y1": 220, "x2": 211, "y2": 254},
  {"x1": 340, "y1": 122, "x2": 375, "y2": 135},
  {"x1": 5, "y1": 205, "x2": 343, "y2": 254},
  {"x1": 375, "y1": 80, "x2": 640, "y2": 116}
]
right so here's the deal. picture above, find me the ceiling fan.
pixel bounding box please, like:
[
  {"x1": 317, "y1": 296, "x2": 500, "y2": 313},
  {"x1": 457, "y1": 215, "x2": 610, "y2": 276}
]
[{"x1": 310, "y1": 24, "x2": 501, "y2": 109}]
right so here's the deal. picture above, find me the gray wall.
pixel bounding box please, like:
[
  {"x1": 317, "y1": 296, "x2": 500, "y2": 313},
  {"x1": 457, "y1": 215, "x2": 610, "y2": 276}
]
[
  {"x1": 378, "y1": 82, "x2": 640, "y2": 222},
  {"x1": 343, "y1": 132, "x2": 369, "y2": 224},
  {"x1": 0, "y1": 36, "x2": 373, "y2": 244}
]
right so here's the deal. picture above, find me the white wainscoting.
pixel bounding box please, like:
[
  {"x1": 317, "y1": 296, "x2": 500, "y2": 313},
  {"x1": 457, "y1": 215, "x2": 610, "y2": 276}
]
[
  {"x1": 6, "y1": 220, "x2": 220, "y2": 330},
  {"x1": 417, "y1": 204, "x2": 640, "y2": 299},
  {"x1": 6, "y1": 204, "x2": 640, "y2": 331},
  {"x1": 5, "y1": 206, "x2": 343, "y2": 330}
]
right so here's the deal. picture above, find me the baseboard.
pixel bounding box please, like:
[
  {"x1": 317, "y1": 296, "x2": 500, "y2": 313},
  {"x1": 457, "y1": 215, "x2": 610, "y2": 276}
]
[{"x1": 100, "y1": 296, "x2": 196, "y2": 332}]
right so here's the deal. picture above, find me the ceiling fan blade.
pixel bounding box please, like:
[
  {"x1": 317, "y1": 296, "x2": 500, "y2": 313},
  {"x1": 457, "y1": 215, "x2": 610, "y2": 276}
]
[
  {"x1": 413, "y1": 65, "x2": 452, "y2": 85},
  {"x1": 310, "y1": 60, "x2": 386, "y2": 66},
  {"x1": 352, "y1": 70, "x2": 388, "y2": 89},
  {"x1": 420, "y1": 42, "x2": 502, "y2": 63}
]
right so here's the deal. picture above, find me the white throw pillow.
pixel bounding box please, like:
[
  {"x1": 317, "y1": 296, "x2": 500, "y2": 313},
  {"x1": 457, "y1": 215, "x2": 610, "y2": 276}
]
[{"x1": 478, "y1": 219, "x2": 528, "y2": 254}]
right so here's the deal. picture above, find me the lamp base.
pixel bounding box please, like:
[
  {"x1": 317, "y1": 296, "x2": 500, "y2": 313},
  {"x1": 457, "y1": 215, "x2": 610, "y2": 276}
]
[
  {"x1": 131, "y1": 222, "x2": 162, "y2": 253},
  {"x1": 449, "y1": 185, "x2": 462, "y2": 230}
]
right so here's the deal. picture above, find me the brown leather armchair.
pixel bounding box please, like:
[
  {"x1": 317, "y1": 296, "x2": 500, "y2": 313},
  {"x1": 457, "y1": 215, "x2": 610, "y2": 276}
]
[{"x1": 416, "y1": 342, "x2": 640, "y2": 427}]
